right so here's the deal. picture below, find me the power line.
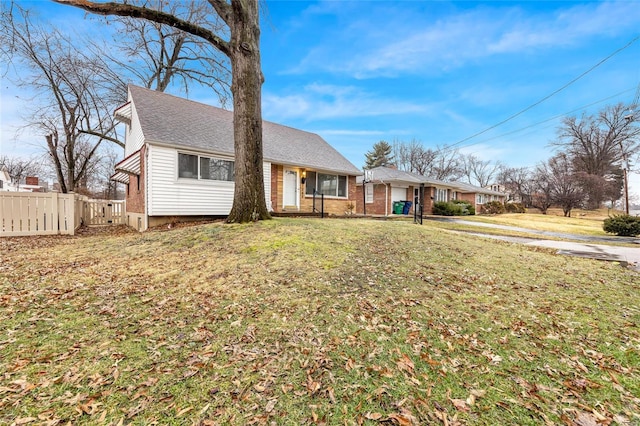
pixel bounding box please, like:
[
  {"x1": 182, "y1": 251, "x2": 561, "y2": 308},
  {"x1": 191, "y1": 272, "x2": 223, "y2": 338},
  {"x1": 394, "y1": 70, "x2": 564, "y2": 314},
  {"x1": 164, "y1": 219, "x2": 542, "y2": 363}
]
[
  {"x1": 443, "y1": 34, "x2": 640, "y2": 151},
  {"x1": 451, "y1": 87, "x2": 637, "y2": 151}
]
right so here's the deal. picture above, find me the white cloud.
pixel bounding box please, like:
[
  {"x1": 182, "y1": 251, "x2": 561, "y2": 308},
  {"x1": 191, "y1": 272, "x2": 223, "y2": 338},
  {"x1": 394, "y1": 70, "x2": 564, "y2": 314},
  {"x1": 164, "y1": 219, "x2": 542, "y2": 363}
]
[
  {"x1": 263, "y1": 83, "x2": 428, "y2": 121},
  {"x1": 289, "y1": 1, "x2": 640, "y2": 78}
]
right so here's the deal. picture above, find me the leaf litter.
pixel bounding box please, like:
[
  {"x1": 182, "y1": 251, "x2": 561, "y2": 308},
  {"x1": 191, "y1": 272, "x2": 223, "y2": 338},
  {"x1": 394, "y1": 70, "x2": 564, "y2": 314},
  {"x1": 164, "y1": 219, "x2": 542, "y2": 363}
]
[{"x1": 1, "y1": 218, "x2": 638, "y2": 425}]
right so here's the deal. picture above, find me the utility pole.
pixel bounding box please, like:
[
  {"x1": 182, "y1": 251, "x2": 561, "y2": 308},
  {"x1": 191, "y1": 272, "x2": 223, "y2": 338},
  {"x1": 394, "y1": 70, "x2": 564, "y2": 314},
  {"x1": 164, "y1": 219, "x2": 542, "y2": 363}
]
[{"x1": 622, "y1": 155, "x2": 630, "y2": 215}]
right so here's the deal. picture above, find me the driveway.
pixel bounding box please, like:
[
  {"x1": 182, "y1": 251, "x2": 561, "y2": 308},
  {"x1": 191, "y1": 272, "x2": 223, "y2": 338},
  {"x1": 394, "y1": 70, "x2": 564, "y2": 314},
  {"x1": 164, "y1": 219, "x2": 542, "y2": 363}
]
[{"x1": 428, "y1": 217, "x2": 640, "y2": 272}]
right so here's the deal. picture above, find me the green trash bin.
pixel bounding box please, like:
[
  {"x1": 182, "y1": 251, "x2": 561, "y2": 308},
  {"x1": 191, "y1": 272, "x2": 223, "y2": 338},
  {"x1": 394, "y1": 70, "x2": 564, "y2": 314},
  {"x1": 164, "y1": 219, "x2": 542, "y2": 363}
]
[{"x1": 393, "y1": 201, "x2": 404, "y2": 214}]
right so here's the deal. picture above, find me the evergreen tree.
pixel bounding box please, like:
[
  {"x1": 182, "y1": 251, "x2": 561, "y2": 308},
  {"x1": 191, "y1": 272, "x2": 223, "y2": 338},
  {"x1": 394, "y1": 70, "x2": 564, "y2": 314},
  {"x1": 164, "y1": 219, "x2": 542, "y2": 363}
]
[{"x1": 364, "y1": 141, "x2": 394, "y2": 169}]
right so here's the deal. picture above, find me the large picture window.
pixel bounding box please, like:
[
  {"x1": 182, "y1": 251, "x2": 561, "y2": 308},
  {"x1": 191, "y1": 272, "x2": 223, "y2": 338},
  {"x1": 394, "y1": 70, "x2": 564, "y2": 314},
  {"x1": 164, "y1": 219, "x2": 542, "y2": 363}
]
[
  {"x1": 178, "y1": 153, "x2": 234, "y2": 181},
  {"x1": 304, "y1": 171, "x2": 348, "y2": 197},
  {"x1": 436, "y1": 188, "x2": 448, "y2": 202}
]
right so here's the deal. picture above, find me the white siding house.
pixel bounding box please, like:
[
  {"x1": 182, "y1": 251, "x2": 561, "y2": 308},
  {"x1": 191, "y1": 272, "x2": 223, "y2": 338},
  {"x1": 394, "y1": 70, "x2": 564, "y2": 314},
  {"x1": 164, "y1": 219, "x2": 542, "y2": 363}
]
[{"x1": 112, "y1": 85, "x2": 360, "y2": 230}]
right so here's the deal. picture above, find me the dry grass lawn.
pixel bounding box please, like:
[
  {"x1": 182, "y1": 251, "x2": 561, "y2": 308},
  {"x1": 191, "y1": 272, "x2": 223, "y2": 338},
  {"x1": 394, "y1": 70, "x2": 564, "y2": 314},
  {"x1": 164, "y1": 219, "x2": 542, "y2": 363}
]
[
  {"x1": 455, "y1": 208, "x2": 625, "y2": 237},
  {"x1": 1, "y1": 218, "x2": 638, "y2": 425}
]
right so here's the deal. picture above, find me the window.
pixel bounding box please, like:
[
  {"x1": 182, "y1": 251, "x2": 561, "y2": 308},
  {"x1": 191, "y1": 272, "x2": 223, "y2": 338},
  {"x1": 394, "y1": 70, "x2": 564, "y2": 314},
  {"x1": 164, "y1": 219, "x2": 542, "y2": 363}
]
[
  {"x1": 436, "y1": 188, "x2": 448, "y2": 202},
  {"x1": 179, "y1": 154, "x2": 198, "y2": 179},
  {"x1": 200, "y1": 157, "x2": 234, "y2": 181},
  {"x1": 0, "y1": 180, "x2": 3, "y2": 189},
  {"x1": 304, "y1": 171, "x2": 348, "y2": 197},
  {"x1": 365, "y1": 183, "x2": 374, "y2": 203},
  {"x1": 179, "y1": 153, "x2": 234, "y2": 181},
  {"x1": 476, "y1": 194, "x2": 487, "y2": 204}
]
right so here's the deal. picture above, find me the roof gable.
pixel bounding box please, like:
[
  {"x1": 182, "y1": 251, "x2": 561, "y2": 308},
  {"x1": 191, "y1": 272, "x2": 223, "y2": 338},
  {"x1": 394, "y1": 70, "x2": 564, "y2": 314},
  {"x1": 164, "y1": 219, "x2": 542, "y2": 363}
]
[{"x1": 126, "y1": 85, "x2": 360, "y2": 175}]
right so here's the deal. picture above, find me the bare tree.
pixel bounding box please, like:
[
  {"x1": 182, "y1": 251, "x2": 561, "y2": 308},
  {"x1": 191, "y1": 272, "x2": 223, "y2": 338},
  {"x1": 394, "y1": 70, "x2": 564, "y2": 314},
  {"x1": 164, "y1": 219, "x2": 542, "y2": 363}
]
[
  {"x1": 428, "y1": 147, "x2": 463, "y2": 181},
  {"x1": 531, "y1": 163, "x2": 554, "y2": 214},
  {"x1": 552, "y1": 104, "x2": 640, "y2": 208},
  {"x1": 56, "y1": 0, "x2": 269, "y2": 222},
  {"x1": 101, "y1": 1, "x2": 231, "y2": 102},
  {"x1": 496, "y1": 166, "x2": 533, "y2": 206},
  {"x1": 0, "y1": 155, "x2": 43, "y2": 189},
  {"x1": 393, "y1": 139, "x2": 433, "y2": 174},
  {"x1": 460, "y1": 154, "x2": 502, "y2": 187},
  {"x1": 1, "y1": 5, "x2": 126, "y2": 193},
  {"x1": 392, "y1": 140, "x2": 462, "y2": 180},
  {"x1": 537, "y1": 153, "x2": 584, "y2": 217}
]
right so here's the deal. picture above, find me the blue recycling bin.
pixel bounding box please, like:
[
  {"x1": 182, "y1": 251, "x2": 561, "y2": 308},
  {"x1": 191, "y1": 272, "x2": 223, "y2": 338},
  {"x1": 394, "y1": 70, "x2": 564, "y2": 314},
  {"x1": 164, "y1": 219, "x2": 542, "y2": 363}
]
[{"x1": 402, "y1": 201, "x2": 412, "y2": 215}]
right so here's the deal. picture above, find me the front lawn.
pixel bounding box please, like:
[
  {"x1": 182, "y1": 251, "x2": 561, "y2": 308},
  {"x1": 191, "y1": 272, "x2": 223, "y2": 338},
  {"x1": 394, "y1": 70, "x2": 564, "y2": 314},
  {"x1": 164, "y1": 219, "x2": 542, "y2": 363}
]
[
  {"x1": 459, "y1": 210, "x2": 616, "y2": 237},
  {"x1": 1, "y1": 218, "x2": 638, "y2": 425}
]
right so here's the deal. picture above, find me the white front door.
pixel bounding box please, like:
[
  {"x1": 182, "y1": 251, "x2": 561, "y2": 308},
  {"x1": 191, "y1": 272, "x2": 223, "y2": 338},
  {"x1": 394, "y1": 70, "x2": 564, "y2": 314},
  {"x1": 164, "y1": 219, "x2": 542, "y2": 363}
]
[{"x1": 283, "y1": 169, "x2": 298, "y2": 208}]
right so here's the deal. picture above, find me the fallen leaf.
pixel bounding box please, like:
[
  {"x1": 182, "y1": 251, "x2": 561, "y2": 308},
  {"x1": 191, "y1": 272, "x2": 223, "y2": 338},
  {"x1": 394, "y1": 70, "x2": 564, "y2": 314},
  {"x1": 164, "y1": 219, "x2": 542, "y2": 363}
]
[
  {"x1": 573, "y1": 411, "x2": 598, "y2": 426},
  {"x1": 450, "y1": 398, "x2": 469, "y2": 412},
  {"x1": 365, "y1": 412, "x2": 382, "y2": 420},
  {"x1": 265, "y1": 398, "x2": 277, "y2": 413},
  {"x1": 14, "y1": 418, "x2": 37, "y2": 425}
]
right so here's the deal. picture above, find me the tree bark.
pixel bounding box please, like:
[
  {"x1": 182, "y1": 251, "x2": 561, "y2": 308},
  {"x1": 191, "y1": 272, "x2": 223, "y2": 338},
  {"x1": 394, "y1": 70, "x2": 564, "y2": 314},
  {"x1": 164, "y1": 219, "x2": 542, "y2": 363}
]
[
  {"x1": 54, "y1": 0, "x2": 271, "y2": 222},
  {"x1": 226, "y1": 0, "x2": 269, "y2": 222}
]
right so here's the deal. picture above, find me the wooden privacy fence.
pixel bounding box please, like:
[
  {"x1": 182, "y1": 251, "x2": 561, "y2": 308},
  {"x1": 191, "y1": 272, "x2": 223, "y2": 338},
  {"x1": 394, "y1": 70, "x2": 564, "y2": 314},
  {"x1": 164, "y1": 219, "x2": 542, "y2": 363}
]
[
  {"x1": 82, "y1": 199, "x2": 125, "y2": 226},
  {"x1": 0, "y1": 192, "x2": 125, "y2": 237}
]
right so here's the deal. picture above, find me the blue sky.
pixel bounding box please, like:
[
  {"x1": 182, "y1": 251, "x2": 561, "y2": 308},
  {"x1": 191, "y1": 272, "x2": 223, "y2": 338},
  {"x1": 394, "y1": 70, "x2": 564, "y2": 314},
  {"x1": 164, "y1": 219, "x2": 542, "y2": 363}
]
[{"x1": 1, "y1": 0, "x2": 640, "y2": 197}]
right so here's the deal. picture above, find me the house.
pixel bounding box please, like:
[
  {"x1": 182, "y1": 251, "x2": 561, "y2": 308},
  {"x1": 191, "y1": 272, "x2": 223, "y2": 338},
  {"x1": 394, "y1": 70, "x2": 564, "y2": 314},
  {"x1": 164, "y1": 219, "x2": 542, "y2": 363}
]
[
  {"x1": 111, "y1": 85, "x2": 361, "y2": 230},
  {"x1": 0, "y1": 169, "x2": 12, "y2": 191},
  {"x1": 0, "y1": 170, "x2": 48, "y2": 192},
  {"x1": 355, "y1": 166, "x2": 506, "y2": 216},
  {"x1": 451, "y1": 181, "x2": 508, "y2": 210}
]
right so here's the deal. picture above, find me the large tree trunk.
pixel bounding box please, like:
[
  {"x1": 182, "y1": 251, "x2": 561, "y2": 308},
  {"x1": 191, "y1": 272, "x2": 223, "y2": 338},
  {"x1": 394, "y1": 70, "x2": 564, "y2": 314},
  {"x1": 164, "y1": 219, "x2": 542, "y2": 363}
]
[{"x1": 226, "y1": 0, "x2": 270, "y2": 223}]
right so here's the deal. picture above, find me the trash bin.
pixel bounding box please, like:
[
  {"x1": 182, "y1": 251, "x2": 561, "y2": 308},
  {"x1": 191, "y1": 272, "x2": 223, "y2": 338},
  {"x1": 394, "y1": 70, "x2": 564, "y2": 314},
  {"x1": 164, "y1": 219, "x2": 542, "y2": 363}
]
[
  {"x1": 402, "y1": 201, "x2": 412, "y2": 215},
  {"x1": 393, "y1": 201, "x2": 404, "y2": 214}
]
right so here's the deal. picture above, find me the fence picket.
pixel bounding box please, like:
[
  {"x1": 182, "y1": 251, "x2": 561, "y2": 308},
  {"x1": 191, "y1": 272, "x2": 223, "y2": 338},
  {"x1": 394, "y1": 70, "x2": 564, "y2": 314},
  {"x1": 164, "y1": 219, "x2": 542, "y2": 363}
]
[{"x1": 0, "y1": 192, "x2": 125, "y2": 237}]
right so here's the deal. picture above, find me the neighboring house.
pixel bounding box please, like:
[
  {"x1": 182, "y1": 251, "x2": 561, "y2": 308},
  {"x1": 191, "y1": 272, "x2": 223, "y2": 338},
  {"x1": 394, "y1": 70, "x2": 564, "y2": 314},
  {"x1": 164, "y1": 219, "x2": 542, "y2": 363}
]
[
  {"x1": 111, "y1": 85, "x2": 361, "y2": 230},
  {"x1": 356, "y1": 166, "x2": 506, "y2": 216},
  {"x1": 0, "y1": 170, "x2": 47, "y2": 192},
  {"x1": 0, "y1": 169, "x2": 12, "y2": 191},
  {"x1": 452, "y1": 181, "x2": 507, "y2": 210}
]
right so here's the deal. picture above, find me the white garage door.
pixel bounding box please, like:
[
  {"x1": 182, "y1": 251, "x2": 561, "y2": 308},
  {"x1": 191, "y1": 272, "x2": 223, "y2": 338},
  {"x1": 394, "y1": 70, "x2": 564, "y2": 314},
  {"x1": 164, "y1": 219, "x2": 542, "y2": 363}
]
[{"x1": 391, "y1": 186, "x2": 407, "y2": 202}]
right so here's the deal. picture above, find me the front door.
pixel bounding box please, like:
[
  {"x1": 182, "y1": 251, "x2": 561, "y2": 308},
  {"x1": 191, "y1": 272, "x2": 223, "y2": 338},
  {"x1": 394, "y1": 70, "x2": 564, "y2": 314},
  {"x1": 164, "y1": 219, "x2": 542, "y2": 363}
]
[{"x1": 283, "y1": 169, "x2": 298, "y2": 209}]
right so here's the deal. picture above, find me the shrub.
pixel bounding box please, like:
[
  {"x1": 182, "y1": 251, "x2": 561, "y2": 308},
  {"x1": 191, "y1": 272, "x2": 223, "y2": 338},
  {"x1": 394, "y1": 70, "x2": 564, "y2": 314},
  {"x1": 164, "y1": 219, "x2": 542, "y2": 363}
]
[
  {"x1": 480, "y1": 201, "x2": 505, "y2": 215},
  {"x1": 505, "y1": 203, "x2": 526, "y2": 213},
  {"x1": 432, "y1": 201, "x2": 455, "y2": 216},
  {"x1": 603, "y1": 214, "x2": 640, "y2": 237},
  {"x1": 452, "y1": 200, "x2": 474, "y2": 215},
  {"x1": 432, "y1": 200, "x2": 474, "y2": 216}
]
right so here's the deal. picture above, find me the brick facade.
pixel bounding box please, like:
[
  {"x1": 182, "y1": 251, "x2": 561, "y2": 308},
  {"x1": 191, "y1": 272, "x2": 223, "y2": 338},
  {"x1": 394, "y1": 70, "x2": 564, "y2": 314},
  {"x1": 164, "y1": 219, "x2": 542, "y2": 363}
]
[
  {"x1": 271, "y1": 164, "x2": 357, "y2": 215},
  {"x1": 356, "y1": 184, "x2": 423, "y2": 215},
  {"x1": 125, "y1": 146, "x2": 145, "y2": 214}
]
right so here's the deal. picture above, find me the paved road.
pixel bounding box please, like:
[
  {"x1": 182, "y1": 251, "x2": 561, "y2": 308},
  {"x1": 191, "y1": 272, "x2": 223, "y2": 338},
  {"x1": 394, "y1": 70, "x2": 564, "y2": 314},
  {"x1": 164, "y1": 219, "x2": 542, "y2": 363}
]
[{"x1": 428, "y1": 217, "x2": 640, "y2": 272}]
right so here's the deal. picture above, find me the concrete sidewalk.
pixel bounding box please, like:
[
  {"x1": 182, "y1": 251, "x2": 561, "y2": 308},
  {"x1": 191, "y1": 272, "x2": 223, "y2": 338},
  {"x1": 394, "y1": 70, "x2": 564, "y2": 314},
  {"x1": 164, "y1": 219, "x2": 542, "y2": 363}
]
[
  {"x1": 470, "y1": 233, "x2": 640, "y2": 271},
  {"x1": 429, "y1": 218, "x2": 640, "y2": 272}
]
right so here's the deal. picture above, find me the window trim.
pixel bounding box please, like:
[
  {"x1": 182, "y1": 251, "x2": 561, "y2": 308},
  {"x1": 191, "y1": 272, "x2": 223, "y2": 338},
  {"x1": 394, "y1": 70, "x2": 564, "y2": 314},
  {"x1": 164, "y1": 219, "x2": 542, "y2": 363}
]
[
  {"x1": 435, "y1": 187, "x2": 448, "y2": 202},
  {"x1": 177, "y1": 152, "x2": 235, "y2": 183},
  {"x1": 303, "y1": 170, "x2": 349, "y2": 198}
]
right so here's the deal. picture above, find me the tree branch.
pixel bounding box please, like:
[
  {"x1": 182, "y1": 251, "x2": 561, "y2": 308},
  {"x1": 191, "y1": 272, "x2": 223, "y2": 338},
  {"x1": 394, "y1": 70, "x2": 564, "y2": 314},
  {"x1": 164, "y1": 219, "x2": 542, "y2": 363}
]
[
  {"x1": 208, "y1": 0, "x2": 232, "y2": 26},
  {"x1": 53, "y1": 0, "x2": 231, "y2": 57},
  {"x1": 79, "y1": 129, "x2": 124, "y2": 148}
]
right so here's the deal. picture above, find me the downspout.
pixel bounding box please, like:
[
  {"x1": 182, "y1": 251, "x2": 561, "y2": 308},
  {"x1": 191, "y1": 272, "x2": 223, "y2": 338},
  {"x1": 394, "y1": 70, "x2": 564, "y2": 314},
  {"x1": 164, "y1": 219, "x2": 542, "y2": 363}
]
[
  {"x1": 385, "y1": 182, "x2": 389, "y2": 216},
  {"x1": 144, "y1": 144, "x2": 149, "y2": 231}
]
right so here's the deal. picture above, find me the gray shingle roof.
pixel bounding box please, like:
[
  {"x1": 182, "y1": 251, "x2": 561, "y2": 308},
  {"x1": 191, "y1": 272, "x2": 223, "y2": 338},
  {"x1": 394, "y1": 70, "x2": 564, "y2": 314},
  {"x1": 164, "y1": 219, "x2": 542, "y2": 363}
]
[
  {"x1": 360, "y1": 166, "x2": 506, "y2": 195},
  {"x1": 128, "y1": 85, "x2": 360, "y2": 175}
]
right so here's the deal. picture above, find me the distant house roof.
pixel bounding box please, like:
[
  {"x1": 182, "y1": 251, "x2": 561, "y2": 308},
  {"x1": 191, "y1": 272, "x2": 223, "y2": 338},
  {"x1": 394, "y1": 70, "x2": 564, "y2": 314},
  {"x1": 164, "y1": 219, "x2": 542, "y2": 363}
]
[
  {"x1": 358, "y1": 166, "x2": 507, "y2": 196},
  {"x1": 125, "y1": 85, "x2": 361, "y2": 176},
  {"x1": 450, "y1": 181, "x2": 506, "y2": 196},
  {"x1": 357, "y1": 166, "x2": 456, "y2": 187}
]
